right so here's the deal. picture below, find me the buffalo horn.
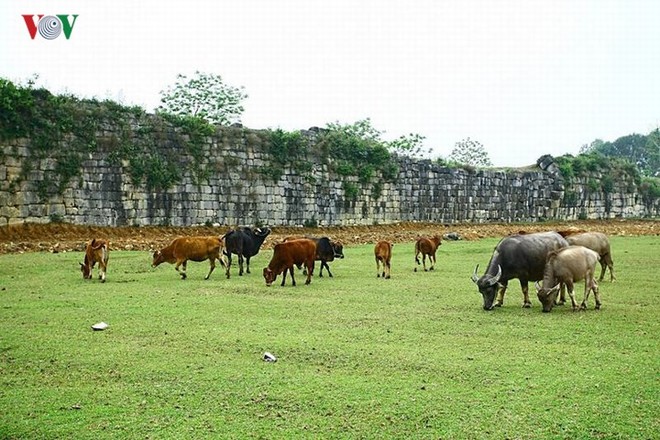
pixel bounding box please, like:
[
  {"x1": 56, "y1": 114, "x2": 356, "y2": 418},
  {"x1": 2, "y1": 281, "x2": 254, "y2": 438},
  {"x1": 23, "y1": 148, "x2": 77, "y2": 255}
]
[
  {"x1": 534, "y1": 281, "x2": 542, "y2": 291},
  {"x1": 471, "y1": 264, "x2": 480, "y2": 284},
  {"x1": 489, "y1": 265, "x2": 502, "y2": 286}
]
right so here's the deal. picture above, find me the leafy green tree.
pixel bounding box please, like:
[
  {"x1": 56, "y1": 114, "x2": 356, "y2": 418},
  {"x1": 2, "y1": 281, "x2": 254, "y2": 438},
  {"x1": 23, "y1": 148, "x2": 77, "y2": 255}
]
[
  {"x1": 324, "y1": 118, "x2": 427, "y2": 158},
  {"x1": 448, "y1": 137, "x2": 492, "y2": 167},
  {"x1": 644, "y1": 128, "x2": 660, "y2": 177},
  {"x1": 158, "y1": 71, "x2": 247, "y2": 125},
  {"x1": 387, "y1": 132, "x2": 428, "y2": 158},
  {"x1": 584, "y1": 132, "x2": 658, "y2": 177},
  {"x1": 579, "y1": 138, "x2": 605, "y2": 154}
]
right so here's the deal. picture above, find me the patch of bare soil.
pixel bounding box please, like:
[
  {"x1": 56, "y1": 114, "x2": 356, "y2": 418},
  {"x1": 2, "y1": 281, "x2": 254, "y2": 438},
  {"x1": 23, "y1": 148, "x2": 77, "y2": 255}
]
[{"x1": 0, "y1": 220, "x2": 657, "y2": 254}]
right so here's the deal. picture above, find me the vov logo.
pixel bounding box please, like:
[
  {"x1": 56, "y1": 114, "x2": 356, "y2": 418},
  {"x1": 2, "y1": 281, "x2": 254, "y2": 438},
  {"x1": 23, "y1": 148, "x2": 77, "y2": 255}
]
[{"x1": 22, "y1": 15, "x2": 79, "y2": 40}]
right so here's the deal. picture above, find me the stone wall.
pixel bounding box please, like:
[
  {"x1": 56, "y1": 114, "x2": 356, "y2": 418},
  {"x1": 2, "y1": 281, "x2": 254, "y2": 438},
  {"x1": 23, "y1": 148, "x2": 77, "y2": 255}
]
[{"x1": 1, "y1": 124, "x2": 657, "y2": 227}]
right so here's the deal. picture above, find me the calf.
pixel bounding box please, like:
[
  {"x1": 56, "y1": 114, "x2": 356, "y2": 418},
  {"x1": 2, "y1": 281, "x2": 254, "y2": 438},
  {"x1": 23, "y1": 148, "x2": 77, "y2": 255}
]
[
  {"x1": 562, "y1": 231, "x2": 615, "y2": 282},
  {"x1": 283, "y1": 236, "x2": 345, "y2": 277},
  {"x1": 80, "y1": 239, "x2": 109, "y2": 282},
  {"x1": 152, "y1": 236, "x2": 226, "y2": 280},
  {"x1": 375, "y1": 241, "x2": 393, "y2": 279},
  {"x1": 535, "y1": 245, "x2": 601, "y2": 313},
  {"x1": 263, "y1": 239, "x2": 316, "y2": 286},
  {"x1": 414, "y1": 235, "x2": 442, "y2": 272}
]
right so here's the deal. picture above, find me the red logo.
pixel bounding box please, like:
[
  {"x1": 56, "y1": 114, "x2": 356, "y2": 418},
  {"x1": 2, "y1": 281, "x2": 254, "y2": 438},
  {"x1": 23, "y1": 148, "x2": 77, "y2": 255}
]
[{"x1": 22, "y1": 14, "x2": 79, "y2": 40}]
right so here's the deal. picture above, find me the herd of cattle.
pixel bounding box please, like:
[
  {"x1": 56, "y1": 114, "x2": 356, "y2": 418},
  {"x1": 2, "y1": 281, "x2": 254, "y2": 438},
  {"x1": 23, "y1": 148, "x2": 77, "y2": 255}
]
[{"x1": 80, "y1": 226, "x2": 615, "y2": 313}]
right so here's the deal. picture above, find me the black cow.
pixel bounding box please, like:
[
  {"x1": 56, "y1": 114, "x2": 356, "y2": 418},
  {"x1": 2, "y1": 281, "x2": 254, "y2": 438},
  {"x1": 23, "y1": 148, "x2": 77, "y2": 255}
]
[
  {"x1": 471, "y1": 231, "x2": 569, "y2": 310},
  {"x1": 315, "y1": 237, "x2": 344, "y2": 277},
  {"x1": 222, "y1": 227, "x2": 271, "y2": 278}
]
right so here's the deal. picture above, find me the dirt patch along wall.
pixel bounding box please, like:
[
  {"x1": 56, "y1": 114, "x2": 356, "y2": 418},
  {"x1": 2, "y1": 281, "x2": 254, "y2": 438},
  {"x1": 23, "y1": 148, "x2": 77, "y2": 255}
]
[{"x1": 0, "y1": 220, "x2": 657, "y2": 255}]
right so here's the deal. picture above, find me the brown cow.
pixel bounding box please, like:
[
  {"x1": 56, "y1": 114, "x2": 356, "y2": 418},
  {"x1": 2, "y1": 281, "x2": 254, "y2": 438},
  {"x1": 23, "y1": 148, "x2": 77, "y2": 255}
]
[
  {"x1": 152, "y1": 236, "x2": 226, "y2": 280},
  {"x1": 263, "y1": 239, "x2": 316, "y2": 286},
  {"x1": 560, "y1": 231, "x2": 616, "y2": 282},
  {"x1": 414, "y1": 235, "x2": 442, "y2": 272},
  {"x1": 375, "y1": 241, "x2": 393, "y2": 279},
  {"x1": 283, "y1": 236, "x2": 345, "y2": 277},
  {"x1": 80, "y1": 239, "x2": 109, "y2": 282}
]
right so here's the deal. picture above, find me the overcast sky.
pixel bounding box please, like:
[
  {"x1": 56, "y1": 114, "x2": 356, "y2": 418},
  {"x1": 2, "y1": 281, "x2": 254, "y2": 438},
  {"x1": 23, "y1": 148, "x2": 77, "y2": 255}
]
[{"x1": 2, "y1": 0, "x2": 659, "y2": 167}]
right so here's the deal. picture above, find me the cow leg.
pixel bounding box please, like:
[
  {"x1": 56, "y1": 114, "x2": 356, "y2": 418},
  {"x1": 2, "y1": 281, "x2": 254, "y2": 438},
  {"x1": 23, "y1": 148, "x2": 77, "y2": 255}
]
[
  {"x1": 100, "y1": 262, "x2": 107, "y2": 283},
  {"x1": 520, "y1": 281, "x2": 532, "y2": 308},
  {"x1": 205, "y1": 258, "x2": 216, "y2": 280},
  {"x1": 556, "y1": 283, "x2": 566, "y2": 305},
  {"x1": 245, "y1": 256, "x2": 251, "y2": 274},
  {"x1": 175, "y1": 261, "x2": 187, "y2": 280},
  {"x1": 593, "y1": 281, "x2": 602, "y2": 310},
  {"x1": 605, "y1": 256, "x2": 616, "y2": 282},
  {"x1": 564, "y1": 281, "x2": 579, "y2": 310},
  {"x1": 429, "y1": 253, "x2": 436, "y2": 271},
  {"x1": 321, "y1": 260, "x2": 332, "y2": 277},
  {"x1": 305, "y1": 261, "x2": 313, "y2": 285},
  {"x1": 495, "y1": 282, "x2": 508, "y2": 307},
  {"x1": 581, "y1": 277, "x2": 599, "y2": 310},
  {"x1": 225, "y1": 254, "x2": 232, "y2": 279},
  {"x1": 385, "y1": 261, "x2": 391, "y2": 279},
  {"x1": 598, "y1": 261, "x2": 607, "y2": 282},
  {"x1": 237, "y1": 255, "x2": 244, "y2": 276},
  {"x1": 289, "y1": 267, "x2": 297, "y2": 286},
  {"x1": 376, "y1": 259, "x2": 381, "y2": 278}
]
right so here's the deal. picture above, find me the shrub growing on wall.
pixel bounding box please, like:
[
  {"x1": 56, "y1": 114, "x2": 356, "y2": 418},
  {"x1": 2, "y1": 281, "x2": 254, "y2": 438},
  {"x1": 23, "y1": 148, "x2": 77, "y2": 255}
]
[{"x1": 0, "y1": 78, "x2": 217, "y2": 196}]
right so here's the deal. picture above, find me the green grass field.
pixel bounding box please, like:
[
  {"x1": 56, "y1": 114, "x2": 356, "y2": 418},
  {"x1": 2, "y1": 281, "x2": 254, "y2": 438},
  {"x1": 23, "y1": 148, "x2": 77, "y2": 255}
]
[{"x1": 1, "y1": 236, "x2": 658, "y2": 439}]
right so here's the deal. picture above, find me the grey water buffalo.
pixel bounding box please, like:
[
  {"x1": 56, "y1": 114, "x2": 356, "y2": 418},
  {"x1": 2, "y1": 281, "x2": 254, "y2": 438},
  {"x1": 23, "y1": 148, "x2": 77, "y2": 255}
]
[
  {"x1": 414, "y1": 235, "x2": 442, "y2": 272},
  {"x1": 471, "y1": 231, "x2": 569, "y2": 310},
  {"x1": 560, "y1": 231, "x2": 615, "y2": 282},
  {"x1": 222, "y1": 227, "x2": 271, "y2": 278},
  {"x1": 535, "y1": 245, "x2": 601, "y2": 312}
]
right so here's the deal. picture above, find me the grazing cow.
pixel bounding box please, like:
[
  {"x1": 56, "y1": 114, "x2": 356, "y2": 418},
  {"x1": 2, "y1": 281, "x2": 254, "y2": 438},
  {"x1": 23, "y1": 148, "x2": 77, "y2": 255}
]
[
  {"x1": 560, "y1": 231, "x2": 615, "y2": 282},
  {"x1": 80, "y1": 239, "x2": 109, "y2": 282},
  {"x1": 283, "y1": 236, "x2": 345, "y2": 277},
  {"x1": 471, "y1": 231, "x2": 569, "y2": 310},
  {"x1": 263, "y1": 239, "x2": 316, "y2": 286},
  {"x1": 152, "y1": 236, "x2": 226, "y2": 280},
  {"x1": 223, "y1": 227, "x2": 271, "y2": 278},
  {"x1": 375, "y1": 241, "x2": 393, "y2": 279},
  {"x1": 414, "y1": 235, "x2": 442, "y2": 272},
  {"x1": 535, "y1": 246, "x2": 601, "y2": 312}
]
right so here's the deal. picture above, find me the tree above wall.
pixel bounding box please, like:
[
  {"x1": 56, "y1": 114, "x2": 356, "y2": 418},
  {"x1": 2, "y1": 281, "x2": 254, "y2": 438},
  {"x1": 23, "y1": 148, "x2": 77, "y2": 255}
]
[
  {"x1": 447, "y1": 137, "x2": 493, "y2": 167},
  {"x1": 157, "y1": 71, "x2": 248, "y2": 126}
]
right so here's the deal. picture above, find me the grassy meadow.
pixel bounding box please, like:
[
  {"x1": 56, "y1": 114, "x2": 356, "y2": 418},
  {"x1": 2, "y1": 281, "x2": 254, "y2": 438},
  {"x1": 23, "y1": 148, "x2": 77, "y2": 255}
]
[{"x1": 0, "y1": 235, "x2": 658, "y2": 439}]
